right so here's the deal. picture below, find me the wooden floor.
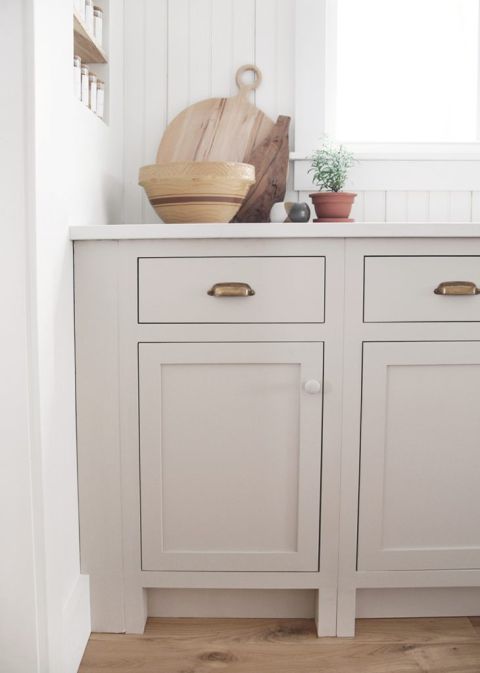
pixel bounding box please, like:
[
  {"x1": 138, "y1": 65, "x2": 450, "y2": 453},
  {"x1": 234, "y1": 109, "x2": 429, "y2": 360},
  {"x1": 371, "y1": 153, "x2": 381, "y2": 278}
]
[{"x1": 79, "y1": 617, "x2": 480, "y2": 673}]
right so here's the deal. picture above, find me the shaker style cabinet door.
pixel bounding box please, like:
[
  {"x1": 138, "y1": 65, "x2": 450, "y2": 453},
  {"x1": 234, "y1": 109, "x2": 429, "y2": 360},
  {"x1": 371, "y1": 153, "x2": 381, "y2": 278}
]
[
  {"x1": 358, "y1": 341, "x2": 480, "y2": 571},
  {"x1": 138, "y1": 342, "x2": 323, "y2": 572}
]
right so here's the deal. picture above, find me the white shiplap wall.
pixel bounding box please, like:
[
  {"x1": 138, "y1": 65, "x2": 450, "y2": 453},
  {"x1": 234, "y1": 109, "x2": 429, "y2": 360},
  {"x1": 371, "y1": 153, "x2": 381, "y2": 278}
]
[
  {"x1": 337, "y1": 190, "x2": 476, "y2": 223},
  {"x1": 124, "y1": 0, "x2": 480, "y2": 223},
  {"x1": 124, "y1": 0, "x2": 297, "y2": 223}
]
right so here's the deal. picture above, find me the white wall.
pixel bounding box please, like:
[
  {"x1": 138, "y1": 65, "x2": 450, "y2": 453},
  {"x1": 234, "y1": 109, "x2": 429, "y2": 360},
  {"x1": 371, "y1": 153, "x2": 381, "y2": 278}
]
[
  {"x1": 0, "y1": 2, "x2": 47, "y2": 671},
  {"x1": 31, "y1": 0, "x2": 125, "y2": 669},
  {"x1": 1, "y1": 1, "x2": 125, "y2": 671},
  {"x1": 32, "y1": 1, "x2": 91, "y2": 670},
  {"x1": 124, "y1": 0, "x2": 480, "y2": 224}
]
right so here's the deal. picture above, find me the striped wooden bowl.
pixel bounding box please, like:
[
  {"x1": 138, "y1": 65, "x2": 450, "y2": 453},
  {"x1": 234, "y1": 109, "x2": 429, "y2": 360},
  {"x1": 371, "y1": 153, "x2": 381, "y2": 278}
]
[{"x1": 139, "y1": 162, "x2": 255, "y2": 223}]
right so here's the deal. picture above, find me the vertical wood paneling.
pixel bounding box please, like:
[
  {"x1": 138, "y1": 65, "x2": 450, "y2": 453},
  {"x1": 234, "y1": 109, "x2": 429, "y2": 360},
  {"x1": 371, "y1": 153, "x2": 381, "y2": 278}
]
[
  {"x1": 449, "y1": 192, "x2": 472, "y2": 222},
  {"x1": 363, "y1": 192, "x2": 386, "y2": 222},
  {"x1": 283, "y1": 166, "x2": 297, "y2": 204},
  {"x1": 406, "y1": 192, "x2": 429, "y2": 222},
  {"x1": 427, "y1": 192, "x2": 450, "y2": 223},
  {"x1": 256, "y1": 0, "x2": 295, "y2": 130},
  {"x1": 167, "y1": 0, "x2": 190, "y2": 121},
  {"x1": 124, "y1": 0, "x2": 146, "y2": 223},
  {"x1": 350, "y1": 192, "x2": 365, "y2": 222},
  {"x1": 144, "y1": 0, "x2": 168, "y2": 159},
  {"x1": 472, "y1": 192, "x2": 480, "y2": 222},
  {"x1": 143, "y1": 0, "x2": 169, "y2": 222},
  {"x1": 385, "y1": 192, "x2": 408, "y2": 223},
  {"x1": 189, "y1": 0, "x2": 213, "y2": 102},
  {"x1": 231, "y1": 0, "x2": 256, "y2": 95},
  {"x1": 211, "y1": 0, "x2": 234, "y2": 95},
  {"x1": 273, "y1": 0, "x2": 295, "y2": 146},
  {"x1": 255, "y1": 0, "x2": 279, "y2": 119}
]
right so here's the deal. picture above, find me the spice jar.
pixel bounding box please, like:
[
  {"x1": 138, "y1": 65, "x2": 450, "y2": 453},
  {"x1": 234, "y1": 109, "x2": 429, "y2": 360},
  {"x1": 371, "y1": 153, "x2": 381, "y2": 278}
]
[
  {"x1": 93, "y1": 7, "x2": 103, "y2": 46},
  {"x1": 81, "y1": 65, "x2": 89, "y2": 105},
  {"x1": 96, "y1": 80, "x2": 105, "y2": 120},
  {"x1": 74, "y1": 56, "x2": 82, "y2": 100},
  {"x1": 89, "y1": 72, "x2": 97, "y2": 113},
  {"x1": 85, "y1": 0, "x2": 94, "y2": 34}
]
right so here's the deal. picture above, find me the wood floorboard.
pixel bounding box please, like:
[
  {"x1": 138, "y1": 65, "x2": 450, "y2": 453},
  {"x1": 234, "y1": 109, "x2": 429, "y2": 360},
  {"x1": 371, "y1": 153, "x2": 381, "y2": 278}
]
[
  {"x1": 469, "y1": 617, "x2": 480, "y2": 638},
  {"x1": 79, "y1": 617, "x2": 480, "y2": 673}
]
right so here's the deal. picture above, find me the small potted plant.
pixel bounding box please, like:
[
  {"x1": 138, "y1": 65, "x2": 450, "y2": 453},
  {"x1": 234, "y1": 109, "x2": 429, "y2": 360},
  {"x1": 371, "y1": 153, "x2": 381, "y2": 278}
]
[{"x1": 308, "y1": 140, "x2": 356, "y2": 222}]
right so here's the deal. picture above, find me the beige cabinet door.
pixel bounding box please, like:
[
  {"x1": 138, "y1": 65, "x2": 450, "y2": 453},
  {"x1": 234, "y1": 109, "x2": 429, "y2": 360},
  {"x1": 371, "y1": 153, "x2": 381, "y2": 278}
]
[
  {"x1": 139, "y1": 342, "x2": 323, "y2": 572},
  {"x1": 358, "y1": 341, "x2": 480, "y2": 571}
]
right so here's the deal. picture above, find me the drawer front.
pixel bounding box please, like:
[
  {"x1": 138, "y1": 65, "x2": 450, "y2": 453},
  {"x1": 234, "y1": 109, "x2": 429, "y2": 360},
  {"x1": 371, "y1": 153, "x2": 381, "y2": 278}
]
[
  {"x1": 364, "y1": 256, "x2": 480, "y2": 323},
  {"x1": 138, "y1": 256, "x2": 325, "y2": 324}
]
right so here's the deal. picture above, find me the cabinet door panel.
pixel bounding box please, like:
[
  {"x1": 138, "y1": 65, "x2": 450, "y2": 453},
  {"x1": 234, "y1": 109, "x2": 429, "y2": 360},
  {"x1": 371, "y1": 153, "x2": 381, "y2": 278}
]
[
  {"x1": 358, "y1": 341, "x2": 480, "y2": 571},
  {"x1": 139, "y1": 342, "x2": 323, "y2": 572}
]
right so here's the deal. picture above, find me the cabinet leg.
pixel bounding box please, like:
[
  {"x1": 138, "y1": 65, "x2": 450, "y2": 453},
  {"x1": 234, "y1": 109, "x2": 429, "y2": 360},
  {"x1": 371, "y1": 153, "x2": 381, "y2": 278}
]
[
  {"x1": 314, "y1": 588, "x2": 337, "y2": 637},
  {"x1": 125, "y1": 585, "x2": 148, "y2": 634},
  {"x1": 89, "y1": 573, "x2": 126, "y2": 633},
  {"x1": 336, "y1": 587, "x2": 357, "y2": 637}
]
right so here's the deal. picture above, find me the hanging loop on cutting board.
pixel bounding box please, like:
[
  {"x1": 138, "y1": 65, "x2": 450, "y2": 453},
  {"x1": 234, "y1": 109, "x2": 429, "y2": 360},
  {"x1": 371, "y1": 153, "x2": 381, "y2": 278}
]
[{"x1": 235, "y1": 65, "x2": 263, "y2": 98}]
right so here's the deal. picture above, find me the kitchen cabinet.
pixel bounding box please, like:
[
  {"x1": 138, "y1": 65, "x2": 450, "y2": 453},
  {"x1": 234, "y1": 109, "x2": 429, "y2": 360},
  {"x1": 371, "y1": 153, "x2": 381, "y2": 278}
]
[
  {"x1": 74, "y1": 236, "x2": 344, "y2": 636},
  {"x1": 139, "y1": 341, "x2": 323, "y2": 573},
  {"x1": 72, "y1": 227, "x2": 480, "y2": 638},
  {"x1": 358, "y1": 340, "x2": 480, "y2": 572},
  {"x1": 337, "y1": 236, "x2": 480, "y2": 637}
]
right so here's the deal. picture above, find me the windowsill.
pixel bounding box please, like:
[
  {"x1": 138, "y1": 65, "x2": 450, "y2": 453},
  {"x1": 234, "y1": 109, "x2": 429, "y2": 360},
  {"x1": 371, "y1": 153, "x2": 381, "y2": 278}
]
[{"x1": 291, "y1": 143, "x2": 480, "y2": 162}]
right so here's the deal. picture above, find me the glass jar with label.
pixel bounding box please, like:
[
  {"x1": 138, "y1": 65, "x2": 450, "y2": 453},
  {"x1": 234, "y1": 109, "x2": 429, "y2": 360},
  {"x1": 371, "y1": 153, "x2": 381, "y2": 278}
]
[
  {"x1": 89, "y1": 73, "x2": 97, "y2": 113},
  {"x1": 74, "y1": 56, "x2": 82, "y2": 100},
  {"x1": 81, "y1": 66, "x2": 90, "y2": 106},
  {"x1": 96, "y1": 80, "x2": 105, "y2": 120},
  {"x1": 93, "y1": 7, "x2": 103, "y2": 46},
  {"x1": 85, "y1": 0, "x2": 94, "y2": 34}
]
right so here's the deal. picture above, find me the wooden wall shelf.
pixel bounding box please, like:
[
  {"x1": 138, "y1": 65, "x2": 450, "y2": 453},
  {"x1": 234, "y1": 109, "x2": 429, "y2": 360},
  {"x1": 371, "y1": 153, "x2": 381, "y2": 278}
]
[{"x1": 74, "y1": 10, "x2": 107, "y2": 64}]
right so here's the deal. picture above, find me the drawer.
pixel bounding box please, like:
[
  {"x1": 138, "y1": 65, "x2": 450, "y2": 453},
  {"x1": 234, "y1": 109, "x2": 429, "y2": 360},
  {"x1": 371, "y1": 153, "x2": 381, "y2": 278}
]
[
  {"x1": 138, "y1": 256, "x2": 325, "y2": 324},
  {"x1": 364, "y1": 256, "x2": 480, "y2": 323}
]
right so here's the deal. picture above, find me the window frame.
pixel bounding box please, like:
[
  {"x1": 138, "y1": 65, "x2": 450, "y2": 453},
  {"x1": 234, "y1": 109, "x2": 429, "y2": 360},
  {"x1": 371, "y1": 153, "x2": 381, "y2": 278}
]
[{"x1": 293, "y1": 0, "x2": 480, "y2": 160}]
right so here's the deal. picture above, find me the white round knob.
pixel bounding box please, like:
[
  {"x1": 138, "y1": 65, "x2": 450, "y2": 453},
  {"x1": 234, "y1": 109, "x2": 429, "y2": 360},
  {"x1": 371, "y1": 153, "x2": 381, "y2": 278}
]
[{"x1": 304, "y1": 379, "x2": 322, "y2": 394}]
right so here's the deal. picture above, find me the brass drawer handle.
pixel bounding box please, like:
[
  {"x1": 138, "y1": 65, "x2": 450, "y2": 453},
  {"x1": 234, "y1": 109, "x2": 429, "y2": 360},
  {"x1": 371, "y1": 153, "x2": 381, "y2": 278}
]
[
  {"x1": 207, "y1": 282, "x2": 255, "y2": 297},
  {"x1": 434, "y1": 281, "x2": 480, "y2": 296}
]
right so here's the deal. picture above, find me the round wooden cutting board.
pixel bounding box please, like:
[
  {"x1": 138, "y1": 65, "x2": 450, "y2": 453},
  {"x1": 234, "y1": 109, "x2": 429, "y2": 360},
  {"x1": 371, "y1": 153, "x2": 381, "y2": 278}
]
[{"x1": 156, "y1": 65, "x2": 274, "y2": 164}]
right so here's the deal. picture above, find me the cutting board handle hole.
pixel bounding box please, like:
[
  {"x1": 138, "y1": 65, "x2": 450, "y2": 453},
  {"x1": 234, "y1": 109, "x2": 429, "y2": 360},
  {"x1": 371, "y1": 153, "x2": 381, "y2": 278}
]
[{"x1": 236, "y1": 64, "x2": 263, "y2": 96}]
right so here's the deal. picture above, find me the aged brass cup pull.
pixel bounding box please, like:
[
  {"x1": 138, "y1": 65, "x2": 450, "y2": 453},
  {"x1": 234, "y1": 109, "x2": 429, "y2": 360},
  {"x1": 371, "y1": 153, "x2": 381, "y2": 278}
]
[
  {"x1": 207, "y1": 282, "x2": 255, "y2": 297},
  {"x1": 434, "y1": 281, "x2": 480, "y2": 296}
]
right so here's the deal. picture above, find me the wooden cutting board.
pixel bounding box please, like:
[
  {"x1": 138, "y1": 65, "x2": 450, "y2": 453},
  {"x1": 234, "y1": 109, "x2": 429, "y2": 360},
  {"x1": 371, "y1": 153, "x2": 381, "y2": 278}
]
[
  {"x1": 233, "y1": 115, "x2": 290, "y2": 223},
  {"x1": 156, "y1": 65, "x2": 274, "y2": 164}
]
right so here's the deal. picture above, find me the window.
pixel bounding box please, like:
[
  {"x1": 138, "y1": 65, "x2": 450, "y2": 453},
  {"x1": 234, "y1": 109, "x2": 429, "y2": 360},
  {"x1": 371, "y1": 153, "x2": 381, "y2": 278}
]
[{"x1": 335, "y1": 0, "x2": 480, "y2": 143}]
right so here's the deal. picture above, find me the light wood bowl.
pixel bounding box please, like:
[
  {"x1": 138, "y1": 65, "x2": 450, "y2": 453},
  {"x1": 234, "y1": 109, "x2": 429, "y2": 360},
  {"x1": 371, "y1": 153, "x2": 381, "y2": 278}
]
[{"x1": 139, "y1": 161, "x2": 255, "y2": 223}]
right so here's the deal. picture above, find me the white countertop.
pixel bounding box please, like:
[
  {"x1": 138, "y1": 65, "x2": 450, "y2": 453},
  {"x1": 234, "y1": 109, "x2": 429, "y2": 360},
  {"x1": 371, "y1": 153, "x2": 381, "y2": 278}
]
[{"x1": 69, "y1": 222, "x2": 480, "y2": 240}]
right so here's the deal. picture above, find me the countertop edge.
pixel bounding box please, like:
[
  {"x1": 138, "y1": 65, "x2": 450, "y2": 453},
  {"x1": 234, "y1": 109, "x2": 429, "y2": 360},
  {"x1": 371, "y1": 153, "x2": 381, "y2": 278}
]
[{"x1": 69, "y1": 223, "x2": 480, "y2": 240}]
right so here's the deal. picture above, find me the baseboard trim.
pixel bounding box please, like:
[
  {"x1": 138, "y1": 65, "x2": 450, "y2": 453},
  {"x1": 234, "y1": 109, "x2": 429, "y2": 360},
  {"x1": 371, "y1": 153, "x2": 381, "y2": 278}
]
[
  {"x1": 357, "y1": 587, "x2": 480, "y2": 618},
  {"x1": 148, "y1": 589, "x2": 316, "y2": 618},
  {"x1": 62, "y1": 574, "x2": 91, "y2": 673},
  {"x1": 146, "y1": 587, "x2": 480, "y2": 621}
]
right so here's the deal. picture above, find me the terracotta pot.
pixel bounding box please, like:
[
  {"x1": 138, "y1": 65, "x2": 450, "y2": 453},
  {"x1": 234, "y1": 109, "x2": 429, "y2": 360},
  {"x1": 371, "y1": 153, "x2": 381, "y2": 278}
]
[{"x1": 309, "y1": 191, "x2": 357, "y2": 222}]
